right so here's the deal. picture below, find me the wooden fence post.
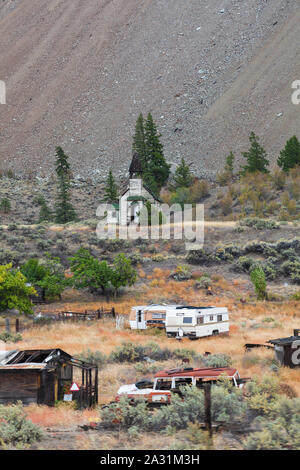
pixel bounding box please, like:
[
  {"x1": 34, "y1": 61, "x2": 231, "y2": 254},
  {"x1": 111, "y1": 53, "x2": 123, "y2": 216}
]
[
  {"x1": 5, "y1": 318, "x2": 10, "y2": 333},
  {"x1": 15, "y1": 318, "x2": 20, "y2": 333},
  {"x1": 204, "y1": 383, "x2": 212, "y2": 438}
]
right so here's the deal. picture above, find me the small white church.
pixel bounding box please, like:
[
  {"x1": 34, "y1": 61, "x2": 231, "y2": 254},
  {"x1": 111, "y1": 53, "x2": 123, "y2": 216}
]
[{"x1": 107, "y1": 152, "x2": 162, "y2": 226}]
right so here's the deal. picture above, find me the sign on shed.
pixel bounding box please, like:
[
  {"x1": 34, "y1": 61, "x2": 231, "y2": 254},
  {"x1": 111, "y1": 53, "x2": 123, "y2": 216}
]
[{"x1": 70, "y1": 382, "x2": 80, "y2": 392}]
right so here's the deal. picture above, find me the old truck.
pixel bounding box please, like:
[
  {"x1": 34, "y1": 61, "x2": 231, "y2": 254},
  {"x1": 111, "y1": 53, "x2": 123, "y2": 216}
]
[{"x1": 116, "y1": 366, "x2": 248, "y2": 405}]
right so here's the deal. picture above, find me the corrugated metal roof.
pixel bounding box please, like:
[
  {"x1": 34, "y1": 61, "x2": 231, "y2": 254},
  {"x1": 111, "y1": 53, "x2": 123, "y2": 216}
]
[
  {"x1": 0, "y1": 363, "x2": 48, "y2": 370},
  {"x1": 268, "y1": 336, "x2": 300, "y2": 346}
]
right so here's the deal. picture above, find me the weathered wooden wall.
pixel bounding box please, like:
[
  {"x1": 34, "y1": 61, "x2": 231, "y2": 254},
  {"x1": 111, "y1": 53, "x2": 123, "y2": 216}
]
[{"x1": 0, "y1": 371, "x2": 39, "y2": 404}]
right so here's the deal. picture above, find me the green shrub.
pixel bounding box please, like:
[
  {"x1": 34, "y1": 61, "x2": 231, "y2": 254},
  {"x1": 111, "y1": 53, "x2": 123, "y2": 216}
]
[
  {"x1": 76, "y1": 349, "x2": 107, "y2": 368},
  {"x1": 243, "y1": 397, "x2": 300, "y2": 450},
  {"x1": 0, "y1": 402, "x2": 43, "y2": 448},
  {"x1": 203, "y1": 354, "x2": 232, "y2": 368},
  {"x1": 0, "y1": 331, "x2": 22, "y2": 343},
  {"x1": 250, "y1": 266, "x2": 268, "y2": 300},
  {"x1": 239, "y1": 218, "x2": 280, "y2": 231},
  {"x1": 109, "y1": 342, "x2": 145, "y2": 363}
]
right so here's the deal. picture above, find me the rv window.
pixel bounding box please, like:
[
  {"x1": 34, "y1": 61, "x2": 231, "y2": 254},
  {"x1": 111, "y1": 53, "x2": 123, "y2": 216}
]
[
  {"x1": 183, "y1": 317, "x2": 193, "y2": 324},
  {"x1": 217, "y1": 315, "x2": 222, "y2": 322},
  {"x1": 197, "y1": 317, "x2": 204, "y2": 325},
  {"x1": 209, "y1": 315, "x2": 214, "y2": 322},
  {"x1": 155, "y1": 379, "x2": 172, "y2": 390},
  {"x1": 176, "y1": 312, "x2": 184, "y2": 316}
]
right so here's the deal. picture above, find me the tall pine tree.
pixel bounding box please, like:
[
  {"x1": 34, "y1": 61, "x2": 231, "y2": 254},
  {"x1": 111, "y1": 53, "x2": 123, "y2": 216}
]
[
  {"x1": 103, "y1": 170, "x2": 118, "y2": 202},
  {"x1": 132, "y1": 113, "x2": 147, "y2": 168},
  {"x1": 144, "y1": 113, "x2": 170, "y2": 191},
  {"x1": 277, "y1": 136, "x2": 300, "y2": 172},
  {"x1": 242, "y1": 132, "x2": 269, "y2": 174},
  {"x1": 54, "y1": 146, "x2": 77, "y2": 224}
]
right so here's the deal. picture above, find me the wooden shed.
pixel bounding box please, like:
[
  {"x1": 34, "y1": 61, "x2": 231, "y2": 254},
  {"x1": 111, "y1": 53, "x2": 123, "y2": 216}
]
[
  {"x1": 268, "y1": 329, "x2": 300, "y2": 368},
  {"x1": 0, "y1": 349, "x2": 98, "y2": 407}
]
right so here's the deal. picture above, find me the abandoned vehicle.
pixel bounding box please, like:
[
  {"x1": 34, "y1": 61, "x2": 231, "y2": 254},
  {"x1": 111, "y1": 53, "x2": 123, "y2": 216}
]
[
  {"x1": 129, "y1": 304, "x2": 229, "y2": 338},
  {"x1": 0, "y1": 348, "x2": 98, "y2": 407},
  {"x1": 116, "y1": 366, "x2": 248, "y2": 404}
]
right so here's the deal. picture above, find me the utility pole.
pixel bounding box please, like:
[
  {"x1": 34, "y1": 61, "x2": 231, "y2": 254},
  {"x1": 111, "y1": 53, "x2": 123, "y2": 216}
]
[{"x1": 204, "y1": 383, "x2": 213, "y2": 438}]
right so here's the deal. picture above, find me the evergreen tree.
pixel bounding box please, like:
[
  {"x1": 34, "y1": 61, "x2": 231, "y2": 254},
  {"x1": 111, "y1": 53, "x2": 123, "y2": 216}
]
[
  {"x1": 144, "y1": 113, "x2": 170, "y2": 189},
  {"x1": 0, "y1": 197, "x2": 11, "y2": 214},
  {"x1": 225, "y1": 151, "x2": 235, "y2": 174},
  {"x1": 54, "y1": 146, "x2": 77, "y2": 224},
  {"x1": 39, "y1": 202, "x2": 53, "y2": 223},
  {"x1": 173, "y1": 158, "x2": 192, "y2": 189},
  {"x1": 103, "y1": 170, "x2": 118, "y2": 202},
  {"x1": 277, "y1": 136, "x2": 300, "y2": 172},
  {"x1": 132, "y1": 113, "x2": 147, "y2": 167},
  {"x1": 35, "y1": 195, "x2": 52, "y2": 223},
  {"x1": 242, "y1": 132, "x2": 269, "y2": 174}
]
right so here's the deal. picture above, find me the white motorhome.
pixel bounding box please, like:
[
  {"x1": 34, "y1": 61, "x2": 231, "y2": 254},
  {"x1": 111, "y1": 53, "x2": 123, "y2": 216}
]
[{"x1": 165, "y1": 306, "x2": 229, "y2": 339}]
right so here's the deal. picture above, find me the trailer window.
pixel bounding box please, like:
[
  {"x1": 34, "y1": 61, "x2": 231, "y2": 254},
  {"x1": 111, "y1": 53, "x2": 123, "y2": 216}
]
[
  {"x1": 183, "y1": 317, "x2": 193, "y2": 324},
  {"x1": 197, "y1": 317, "x2": 204, "y2": 325},
  {"x1": 217, "y1": 315, "x2": 222, "y2": 322},
  {"x1": 155, "y1": 379, "x2": 172, "y2": 390},
  {"x1": 152, "y1": 313, "x2": 166, "y2": 319},
  {"x1": 209, "y1": 315, "x2": 214, "y2": 321}
]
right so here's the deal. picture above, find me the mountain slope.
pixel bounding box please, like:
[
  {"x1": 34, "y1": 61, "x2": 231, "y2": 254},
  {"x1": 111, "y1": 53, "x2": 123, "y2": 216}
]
[{"x1": 0, "y1": 0, "x2": 299, "y2": 180}]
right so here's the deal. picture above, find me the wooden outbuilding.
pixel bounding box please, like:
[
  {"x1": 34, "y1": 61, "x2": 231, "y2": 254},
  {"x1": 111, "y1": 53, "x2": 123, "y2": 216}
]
[
  {"x1": 268, "y1": 329, "x2": 300, "y2": 368},
  {"x1": 0, "y1": 348, "x2": 98, "y2": 407}
]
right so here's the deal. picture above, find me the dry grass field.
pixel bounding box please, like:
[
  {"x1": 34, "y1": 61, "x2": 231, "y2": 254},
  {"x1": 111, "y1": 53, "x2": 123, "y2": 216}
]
[{"x1": 1, "y1": 267, "x2": 299, "y2": 450}]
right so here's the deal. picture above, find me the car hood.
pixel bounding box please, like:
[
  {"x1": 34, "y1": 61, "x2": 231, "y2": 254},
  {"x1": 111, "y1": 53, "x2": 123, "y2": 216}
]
[{"x1": 117, "y1": 384, "x2": 154, "y2": 395}]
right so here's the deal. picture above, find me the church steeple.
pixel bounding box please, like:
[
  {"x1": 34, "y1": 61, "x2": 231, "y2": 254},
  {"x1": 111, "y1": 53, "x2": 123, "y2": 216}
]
[{"x1": 129, "y1": 152, "x2": 143, "y2": 179}]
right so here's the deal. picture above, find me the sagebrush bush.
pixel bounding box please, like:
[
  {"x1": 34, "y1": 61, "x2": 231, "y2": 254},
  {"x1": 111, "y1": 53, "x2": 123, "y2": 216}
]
[
  {"x1": 0, "y1": 403, "x2": 43, "y2": 448},
  {"x1": 243, "y1": 397, "x2": 300, "y2": 450},
  {"x1": 76, "y1": 349, "x2": 107, "y2": 368},
  {"x1": 0, "y1": 331, "x2": 22, "y2": 343}
]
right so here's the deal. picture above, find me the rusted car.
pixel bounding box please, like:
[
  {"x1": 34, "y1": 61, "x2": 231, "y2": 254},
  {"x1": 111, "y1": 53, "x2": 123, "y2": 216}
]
[{"x1": 116, "y1": 366, "x2": 249, "y2": 405}]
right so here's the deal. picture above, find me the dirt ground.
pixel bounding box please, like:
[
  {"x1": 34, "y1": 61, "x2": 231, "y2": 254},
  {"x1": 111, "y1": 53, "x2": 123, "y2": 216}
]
[{"x1": 0, "y1": 0, "x2": 299, "y2": 179}]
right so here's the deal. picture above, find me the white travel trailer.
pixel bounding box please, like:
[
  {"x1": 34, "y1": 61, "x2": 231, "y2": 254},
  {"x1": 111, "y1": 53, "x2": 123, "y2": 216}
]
[
  {"x1": 129, "y1": 304, "x2": 229, "y2": 338},
  {"x1": 165, "y1": 306, "x2": 229, "y2": 339},
  {"x1": 129, "y1": 305, "x2": 178, "y2": 330}
]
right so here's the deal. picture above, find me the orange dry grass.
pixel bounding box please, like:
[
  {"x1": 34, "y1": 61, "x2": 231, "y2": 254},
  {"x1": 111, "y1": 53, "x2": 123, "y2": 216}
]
[{"x1": 26, "y1": 403, "x2": 96, "y2": 428}]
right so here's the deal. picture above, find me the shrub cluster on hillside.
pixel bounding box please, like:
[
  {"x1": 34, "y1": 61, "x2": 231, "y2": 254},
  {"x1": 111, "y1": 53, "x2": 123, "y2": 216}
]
[{"x1": 0, "y1": 402, "x2": 43, "y2": 449}]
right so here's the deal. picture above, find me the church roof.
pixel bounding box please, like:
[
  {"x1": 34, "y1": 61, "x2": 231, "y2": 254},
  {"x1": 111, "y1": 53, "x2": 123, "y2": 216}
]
[{"x1": 129, "y1": 152, "x2": 143, "y2": 175}]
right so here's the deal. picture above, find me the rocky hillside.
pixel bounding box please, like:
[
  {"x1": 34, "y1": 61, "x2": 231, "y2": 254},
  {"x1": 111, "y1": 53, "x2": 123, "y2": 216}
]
[{"x1": 0, "y1": 0, "x2": 299, "y2": 180}]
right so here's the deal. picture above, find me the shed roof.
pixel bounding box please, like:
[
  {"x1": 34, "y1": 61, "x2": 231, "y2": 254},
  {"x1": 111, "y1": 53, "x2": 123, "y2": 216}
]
[
  {"x1": 0, "y1": 348, "x2": 72, "y2": 367},
  {"x1": 268, "y1": 336, "x2": 300, "y2": 346}
]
